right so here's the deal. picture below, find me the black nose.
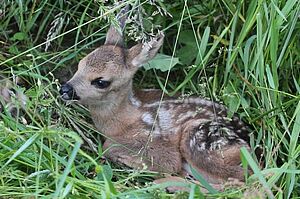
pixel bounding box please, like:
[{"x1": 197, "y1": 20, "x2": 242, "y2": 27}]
[{"x1": 59, "y1": 83, "x2": 79, "y2": 100}]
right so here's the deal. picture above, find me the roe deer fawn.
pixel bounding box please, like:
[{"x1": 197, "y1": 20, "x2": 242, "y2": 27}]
[{"x1": 60, "y1": 7, "x2": 251, "y2": 187}]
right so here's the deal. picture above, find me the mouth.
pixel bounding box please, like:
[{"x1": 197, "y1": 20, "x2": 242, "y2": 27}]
[
  {"x1": 59, "y1": 83, "x2": 80, "y2": 101},
  {"x1": 60, "y1": 93, "x2": 80, "y2": 101},
  {"x1": 61, "y1": 93, "x2": 70, "y2": 100}
]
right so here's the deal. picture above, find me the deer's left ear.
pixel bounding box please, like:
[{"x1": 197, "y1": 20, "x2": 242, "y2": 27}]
[
  {"x1": 105, "y1": 26, "x2": 124, "y2": 47},
  {"x1": 127, "y1": 33, "x2": 164, "y2": 68}
]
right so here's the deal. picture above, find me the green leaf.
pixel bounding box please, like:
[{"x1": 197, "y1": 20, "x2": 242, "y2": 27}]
[
  {"x1": 103, "y1": 170, "x2": 117, "y2": 196},
  {"x1": 96, "y1": 164, "x2": 113, "y2": 181},
  {"x1": 8, "y1": 45, "x2": 19, "y2": 54},
  {"x1": 177, "y1": 45, "x2": 198, "y2": 65},
  {"x1": 12, "y1": 32, "x2": 27, "y2": 41},
  {"x1": 178, "y1": 30, "x2": 197, "y2": 45},
  {"x1": 223, "y1": 82, "x2": 240, "y2": 117},
  {"x1": 143, "y1": 54, "x2": 180, "y2": 72},
  {"x1": 177, "y1": 30, "x2": 199, "y2": 65}
]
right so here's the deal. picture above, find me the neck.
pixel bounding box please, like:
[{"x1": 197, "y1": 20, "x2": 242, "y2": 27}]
[{"x1": 89, "y1": 87, "x2": 141, "y2": 137}]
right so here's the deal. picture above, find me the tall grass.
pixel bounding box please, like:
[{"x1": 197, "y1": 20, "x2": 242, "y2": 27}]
[{"x1": 0, "y1": 0, "x2": 299, "y2": 198}]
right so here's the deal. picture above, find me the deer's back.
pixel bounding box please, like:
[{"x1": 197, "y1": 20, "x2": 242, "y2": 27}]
[{"x1": 131, "y1": 89, "x2": 250, "y2": 150}]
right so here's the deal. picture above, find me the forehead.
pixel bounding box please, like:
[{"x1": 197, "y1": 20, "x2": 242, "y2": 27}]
[{"x1": 84, "y1": 45, "x2": 126, "y2": 69}]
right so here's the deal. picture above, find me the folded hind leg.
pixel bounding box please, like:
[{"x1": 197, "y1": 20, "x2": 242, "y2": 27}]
[
  {"x1": 180, "y1": 121, "x2": 250, "y2": 183},
  {"x1": 181, "y1": 145, "x2": 246, "y2": 184}
]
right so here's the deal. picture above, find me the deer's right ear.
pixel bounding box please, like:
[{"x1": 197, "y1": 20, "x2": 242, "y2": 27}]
[
  {"x1": 127, "y1": 33, "x2": 164, "y2": 68},
  {"x1": 105, "y1": 5, "x2": 129, "y2": 47}
]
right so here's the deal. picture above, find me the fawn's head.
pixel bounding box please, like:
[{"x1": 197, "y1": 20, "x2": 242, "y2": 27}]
[{"x1": 60, "y1": 8, "x2": 164, "y2": 106}]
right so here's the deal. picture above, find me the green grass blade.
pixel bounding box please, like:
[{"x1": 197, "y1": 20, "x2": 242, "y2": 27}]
[
  {"x1": 52, "y1": 141, "x2": 82, "y2": 198},
  {"x1": 285, "y1": 101, "x2": 300, "y2": 198},
  {"x1": 0, "y1": 133, "x2": 39, "y2": 172},
  {"x1": 241, "y1": 147, "x2": 274, "y2": 198},
  {"x1": 190, "y1": 166, "x2": 218, "y2": 194}
]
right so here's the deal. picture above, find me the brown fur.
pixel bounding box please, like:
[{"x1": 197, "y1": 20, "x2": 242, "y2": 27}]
[{"x1": 60, "y1": 9, "x2": 251, "y2": 190}]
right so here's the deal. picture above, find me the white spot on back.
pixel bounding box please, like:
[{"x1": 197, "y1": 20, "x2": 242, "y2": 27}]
[
  {"x1": 177, "y1": 111, "x2": 196, "y2": 124},
  {"x1": 142, "y1": 112, "x2": 154, "y2": 125},
  {"x1": 187, "y1": 98, "x2": 207, "y2": 105},
  {"x1": 190, "y1": 137, "x2": 196, "y2": 148},
  {"x1": 241, "y1": 126, "x2": 247, "y2": 131},
  {"x1": 209, "y1": 138, "x2": 227, "y2": 150},
  {"x1": 151, "y1": 126, "x2": 161, "y2": 135},
  {"x1": 197, "y1": 143, "x2": 206, "y2": 151},
  {"x1": 157, "y1": 107, "x2": 173, "y2": 131}
]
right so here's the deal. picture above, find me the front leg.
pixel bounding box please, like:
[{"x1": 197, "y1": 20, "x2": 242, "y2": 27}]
[{"x1": 103, "y1": 137, "x2": 182, "y2": 174}]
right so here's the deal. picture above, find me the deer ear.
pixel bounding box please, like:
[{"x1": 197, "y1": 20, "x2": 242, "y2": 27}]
[
  {"x1": 105, "y1": 26, "x2": 124, "y2": 47},
  {"x1": 128, "y1": 33, "x2": 164, "y2": 67},
  {"x1": 105, "y1": 5, "x2": 129, "y2": 47}
]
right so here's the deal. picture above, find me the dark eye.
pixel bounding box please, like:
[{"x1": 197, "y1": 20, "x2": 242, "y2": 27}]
[{"x1": 91, "y1": 78, "x2": 111, "y2": 89}]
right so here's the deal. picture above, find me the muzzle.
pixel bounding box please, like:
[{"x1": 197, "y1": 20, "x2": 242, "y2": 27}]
[{"x1": 59, "y1": 83, "x2": 80, "y2": 100}]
